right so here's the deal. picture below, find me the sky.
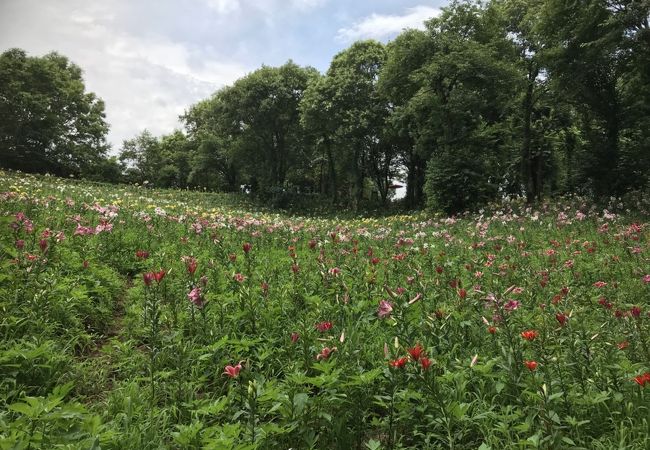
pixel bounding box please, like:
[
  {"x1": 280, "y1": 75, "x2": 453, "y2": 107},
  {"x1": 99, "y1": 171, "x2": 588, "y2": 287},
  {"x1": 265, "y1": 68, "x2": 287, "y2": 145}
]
[{"x1": 0, "y1": 0, "x2": 444, "y2": 153}]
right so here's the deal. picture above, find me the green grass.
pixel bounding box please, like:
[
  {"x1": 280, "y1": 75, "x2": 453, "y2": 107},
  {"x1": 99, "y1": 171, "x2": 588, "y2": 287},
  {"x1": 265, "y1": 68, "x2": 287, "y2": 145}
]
[{"x1": 0, "y1": 169, "x2": 649, "y2": 449}]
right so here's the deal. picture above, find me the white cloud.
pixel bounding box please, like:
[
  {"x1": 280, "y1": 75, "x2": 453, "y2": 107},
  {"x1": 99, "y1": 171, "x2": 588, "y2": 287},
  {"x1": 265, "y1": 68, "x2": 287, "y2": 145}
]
[
  {"x1": 0, "y1": 0, "x2": 249, "y2": 153},
  {"x1": 291, "y1": 0, "x2": 328, "y2": 11},
  {"x1": 204, "y1": 0, "x2": 241, "y2": 14},
  {"x1": 95, "y1": 32, "x2": 247, "y2": 151},
  {"x1": 202, "y1": 0, "x2": 326, "y2": 15},
  {"x1": 104, "y1": 34, "x2": 246, "y2": 84},
  {"x1": 337, "y1": 5, "x2": 440, "y2": 42}
]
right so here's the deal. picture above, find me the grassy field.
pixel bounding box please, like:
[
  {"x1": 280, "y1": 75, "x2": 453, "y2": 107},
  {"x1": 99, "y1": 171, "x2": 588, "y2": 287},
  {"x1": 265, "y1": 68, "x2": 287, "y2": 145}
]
[{"x1": 0, "y1": 169, "x2": 649, "y2": 449}]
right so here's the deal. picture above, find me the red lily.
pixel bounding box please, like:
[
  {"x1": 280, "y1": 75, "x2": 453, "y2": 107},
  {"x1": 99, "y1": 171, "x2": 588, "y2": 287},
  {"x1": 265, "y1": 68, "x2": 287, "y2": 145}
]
[
  {"x1": 524, "y1": 360, "x2": 538, "y2": 371},
  {"x1": 633, "y1": 373, "x2": 650, "y2": 387},
  {"x1": 316, "y1": 347, "x2": 337, "y2": 360},
  {"x1": 389, "y1": 357, "x2": 408, "y2": 369},
  {"x1": 521, "y1": 330, "x2": 538, "y2": 341},
  {"x1": 407, "y1": 344, "x2": 425, "y2": 361},
  {"x1": 154, "y1": 269, "x2": 166, "y2": 283},
  {"x1": 223, "y1": 361, "x2": 244, "y2": 378},
  {"x1": 143, "y1": 272, "x2": 155, "y2": 286},
  {"x1": 315, "y1": 321, "x2": 333, "y2": 333},
  {"x1": 186, "y1": 257, "x2": 198, "y2": 275}
]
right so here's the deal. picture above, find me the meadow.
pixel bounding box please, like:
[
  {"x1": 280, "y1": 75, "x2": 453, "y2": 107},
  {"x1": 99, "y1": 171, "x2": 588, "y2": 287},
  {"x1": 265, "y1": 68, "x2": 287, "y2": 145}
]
[{"x1": 0, "y1": 169, "x2": 649, "y2": 449}]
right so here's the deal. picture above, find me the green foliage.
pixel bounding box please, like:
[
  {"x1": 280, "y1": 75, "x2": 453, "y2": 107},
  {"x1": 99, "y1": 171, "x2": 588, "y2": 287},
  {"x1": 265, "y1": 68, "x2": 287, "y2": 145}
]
[
  {"x1": 0, "y1": 49, "x2": 110, "y2": 177},
  {"x1": 182, "y1": 61, "x2": 318, "y2": 194},
  {"x1": 1, "y1": 383, "x2": 106, "y2": 449},
  {"x1": 534, "y1": 0, "x2": 650, "y2": 194},
  {"x1": 301, "y1": 41, "x2": 395, "y2": 209},
  {"x1": 0, "y1": 171, "x2": 649, "y2": 448},
  {"x1": 119, "y1": 130, "x2": 194, "y2": 189},
  {"x1": 391, "y1": 2, "x2": 518, "y2": 213},
  {"x1": 424, "y1": 146, "x2": 499, "y2": 214}
]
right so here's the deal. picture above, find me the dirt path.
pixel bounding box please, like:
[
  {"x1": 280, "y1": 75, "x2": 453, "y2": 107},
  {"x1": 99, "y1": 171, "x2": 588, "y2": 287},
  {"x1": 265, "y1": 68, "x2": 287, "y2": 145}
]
[{"x1": 90, "y1": 276, "x2": 132, "y2": 356}]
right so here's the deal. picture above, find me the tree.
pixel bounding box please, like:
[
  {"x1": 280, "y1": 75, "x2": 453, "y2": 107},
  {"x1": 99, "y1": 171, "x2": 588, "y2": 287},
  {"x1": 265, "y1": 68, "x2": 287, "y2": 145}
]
[
  {"x1": 184, "y1": 62, "x2": 318, "y2": 195},
  {"x1": 618, "y1": 5, "x2": 650, "y2": 190},
  {"x1": 183, "y1": 94, "x2": 241, "y2": 191},
  {"x1": 385, "y1": 2, "x2": 519, "y2": 213},
  {"x1": 380, "y1": 29, "x2": 436, "y2": 208},
  {"x1": 88, "y1": 156, "x2": 124, "y2": 183},
  {"x1": 159, "y1": 130, "x2": 193, "y2": 188},
  {"x1": 321, "y1": 40, "x2": 391, "y2": 208},
  {"x1": 300, "y1": 74, "x2": 340, "y2": 201},
  {"x1": 535, "y1": 0, "x2": 650, "y2": 194},
  {"x1": 0, "y1": 49, "x2": 109, "y2": 176},
  {"x1": 118, "y1": 130, "x2": 161, "y2": 184},
  {"x1": 223, "y1": 62, "x2": 317, "y2": 193}
]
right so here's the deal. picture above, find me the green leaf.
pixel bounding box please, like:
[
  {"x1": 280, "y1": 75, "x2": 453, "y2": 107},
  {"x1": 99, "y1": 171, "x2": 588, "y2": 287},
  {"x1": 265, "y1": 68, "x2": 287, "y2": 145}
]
[
  {"x1": 561, "y1": 437, "x2": 576, "y2": 446},
  {"x1": 293, "y1": 392, "x2": 309, "y2": 416},
  {"x1": 8, "y1": 402, "x2": 36, "y2": 417},
  {"x1": 365, "y1": 439, "x2": 382, "y2": 450},
  {"x1": 526, "y1": 432, "x2": 541, "y2": 447}
]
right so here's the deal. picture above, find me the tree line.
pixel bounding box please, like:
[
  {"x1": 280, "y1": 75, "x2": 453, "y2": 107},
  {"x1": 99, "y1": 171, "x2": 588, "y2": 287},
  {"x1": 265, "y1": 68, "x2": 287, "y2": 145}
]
[{"x1": 1, "y1": 0, "x2": 648, "y2": 213}]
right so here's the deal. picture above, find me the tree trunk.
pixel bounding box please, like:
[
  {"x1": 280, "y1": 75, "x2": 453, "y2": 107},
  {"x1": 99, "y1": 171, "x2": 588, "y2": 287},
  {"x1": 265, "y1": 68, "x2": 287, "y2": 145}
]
[
  {"x1": 413, "y1": 154, "x2": 426, "y2": 207},
  {"x1": 405, "y1": 148, "x2": 416, "y2": 208},
  {"x1": 522, "y1": 63, "x2": 539, "y2": 203},
  {"x1": 564, "y1": 130, "x2": 575, "y2": 193},
  {"x1": 325, "y1": 138, "x2": 337, "y2": 203},
  {"x1": 351, "y1": 146, "x2": 364, "y2": 211},
  {"x1": 600, "y1": 111, "x2": 619, "y2": 194}
]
